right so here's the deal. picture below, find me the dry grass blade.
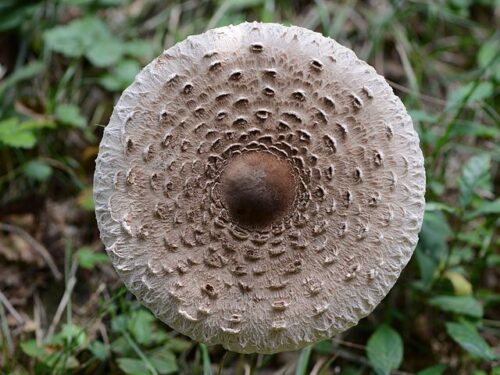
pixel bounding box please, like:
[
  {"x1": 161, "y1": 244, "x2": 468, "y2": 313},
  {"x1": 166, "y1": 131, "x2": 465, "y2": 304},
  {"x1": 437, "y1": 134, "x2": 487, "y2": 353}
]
[
  {"x1": 0, "y1": 290, "x2": 24, "y2": 324},
  {"x1": 0, "y1": 223, "x2": 62, "y2": 280}
]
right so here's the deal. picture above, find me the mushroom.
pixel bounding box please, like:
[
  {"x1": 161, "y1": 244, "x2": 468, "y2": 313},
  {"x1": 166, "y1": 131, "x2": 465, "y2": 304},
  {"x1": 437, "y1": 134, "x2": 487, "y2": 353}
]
[{"x1": 94, "y1": 22, "x2": 425, "y2": 353}]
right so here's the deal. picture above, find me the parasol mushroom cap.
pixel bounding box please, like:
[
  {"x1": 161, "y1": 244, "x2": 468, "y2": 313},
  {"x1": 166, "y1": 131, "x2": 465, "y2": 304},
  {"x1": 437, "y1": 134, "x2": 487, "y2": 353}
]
[{"x1": 94, "y1": 22, "x2": 425, "y2": 354}]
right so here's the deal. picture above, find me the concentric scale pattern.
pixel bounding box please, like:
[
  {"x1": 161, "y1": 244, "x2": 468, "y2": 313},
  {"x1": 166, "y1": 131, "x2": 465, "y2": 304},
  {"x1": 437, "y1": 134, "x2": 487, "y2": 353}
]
[{"x1": 94, "y1": 22, "x2": 425, "y2": 353}]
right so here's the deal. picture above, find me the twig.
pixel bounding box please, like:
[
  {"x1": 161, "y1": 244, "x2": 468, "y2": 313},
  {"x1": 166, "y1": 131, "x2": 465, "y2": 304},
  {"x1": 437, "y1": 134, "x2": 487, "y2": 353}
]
[
  {"x1": 217, "y1": 351, "x2": 228, "y2": 375},
  {"x1": 332, "y1": 338, "x2": 366, "y2": 350},
  {"x1": 0, "y1": 289, "x2": 24, "y2": 324},
  {"x1": 33, "y1": 292, "x2": 43, "y2": 344},
  {"x1": 0, "y1": 302, "x2": 14, "y2": 356},
  {"x1": 0, "y1": 222, "x2": 62, "y2": 280},
  {"x1": 124, "y1": 331, "x2": 159, "y2": 375},
  {"x1": 309, "y1": 356, "x2": 328, "y2": 375},
  {"x1": 45, "y1": 260, "x2": 78, "y2": 340},
  {"x1": 386, "y1": 79, "x2": 448, "y2": 107}
]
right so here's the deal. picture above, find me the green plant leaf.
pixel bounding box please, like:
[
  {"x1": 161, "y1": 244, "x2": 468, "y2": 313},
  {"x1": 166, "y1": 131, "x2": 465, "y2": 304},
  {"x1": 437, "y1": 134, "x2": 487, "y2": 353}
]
[
  {"x1": 199, "y1": 343, "x2": 213, "y2": 375},
  {"x1": 446, "y1": 81, "x2": 494, "y2": 112},
  {"x1": 88, "y1": 340, "x2": 109, "y2": 361},
  {"x1": 43, "y1": 17, "x2": 113, "y2": 59},
  {"x1": 164, "y1": 337, "x2": 192, "y2": 353},
  {"x1": 0, "y1": 118, "x2": 54, "y2": 148},
  {"x1": 417, "y1": 364, "x2": 447, "y2": 375},
  {"x1": 99, "y1": 59, "x2": 140, "y2": 91},
  {"x1": 425, "y1": 201, "x2": 456, "y2": 214},
  {"x1": 0, "y1": 61, "x2": 45, "y2": 97},
  {"x1": 110, "y1": 337, "x2": 131, "y2": 356},
  {"x1": 20, "y1": 340, "x2": 47, "y2": 360},
  {"x1": 23, "y1": 160, "x2": 53, "y2": 182},
  {"x1": 366, "y1": 325, "x2": 403, "y2": 375},
  {"x1": 150, "y1": 347, "x2": 178, "y2": 374},
  {"x1": 111, "y1": 315, "x2": 128, "y2": 333},
  {"x1": 467, "y1": 198, "x2": 500, "y2": 219},
  {"x1": 117, "y1": 357, "x2": 149, "y2": 375},
  {"x1": 478, "y1": 37, "x2": 499, "y2": 69},
  {"x1": 76, "y1": 247, "x2": 109, "y2": 269},
  {"x1": 55, "y1": 104, "x2": 86, "y2": 128},
  {"x1": 445, "y1": 321, "x2": 497, "y2": 361},
  {"x1": 295, "y1": 345, "x2": 313, "y2": 375},
  {"x1": 458, "y1": 154, "x2": 491, "y2": 208},
  {"x1": 124, "y1": 40, "x2": 157, "y2": 61},
  {"x1": 0, "y1": 1, "x2": 39, "y2": 32},
  {"x1": 50, "y1": 324, "x2": 87, "y2": 347},
  {"x1": 443, "y1": 271, "x2": 473, "y2": 296},
  {"x1": 128, "y1": 309, "x2": 154, "y2": 345},
  {"x1": 416, "y1": 211, "x2": 451, "y2": 287},
  {"x1": 86, "y1": 37, "x2": 125, "y2": 67},
  {"x1": 0, "y1": 118, "x2": 36, "y2": 148},
  {"x1": 429, "y1": 296, "x2": 483, "y2": 317}
]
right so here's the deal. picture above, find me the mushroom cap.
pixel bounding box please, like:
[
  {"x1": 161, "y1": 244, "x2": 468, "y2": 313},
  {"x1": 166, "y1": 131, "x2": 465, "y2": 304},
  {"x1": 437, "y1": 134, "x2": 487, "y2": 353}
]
[{"x1": 94, "y1": 22, "x2": 425, "y2": 354}]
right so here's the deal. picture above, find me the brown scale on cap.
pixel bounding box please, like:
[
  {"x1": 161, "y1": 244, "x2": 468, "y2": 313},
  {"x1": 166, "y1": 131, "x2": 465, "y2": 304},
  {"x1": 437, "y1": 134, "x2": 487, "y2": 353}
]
[
  {"x1": 94, "y1": 22, "x2": 425, "y2": 353},
  {"x1": 220, "y1": 152, "x2": 296, "y2": 229}
]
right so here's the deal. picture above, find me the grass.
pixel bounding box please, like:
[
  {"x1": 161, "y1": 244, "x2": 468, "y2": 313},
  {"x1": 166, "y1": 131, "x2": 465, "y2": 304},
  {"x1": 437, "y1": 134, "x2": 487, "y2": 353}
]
[{"x1": 0, "y1": 0, "x2": 498, "y2": 374}]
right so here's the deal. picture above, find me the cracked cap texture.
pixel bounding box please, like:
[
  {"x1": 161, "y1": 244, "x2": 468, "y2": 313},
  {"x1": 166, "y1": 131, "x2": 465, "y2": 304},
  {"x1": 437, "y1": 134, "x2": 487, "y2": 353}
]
[{"x1": 94, "y1": 22, "x2": 426, "y2": 353}]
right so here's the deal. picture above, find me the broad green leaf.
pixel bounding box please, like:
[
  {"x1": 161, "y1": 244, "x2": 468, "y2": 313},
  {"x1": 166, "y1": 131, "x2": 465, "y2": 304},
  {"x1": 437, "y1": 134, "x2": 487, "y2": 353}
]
[
  {"x1": 450, "y1": 120, "x2": 500, "y2": 139},
  {"x1": 88, "y1": 340, "x2": 109, "y2": 361},
  {"x1": 467, "y1": 199, "x2": 500, "y2": 219},
  {"x1": 409, "y1": 110, "x2": 438, "y2": 124},
  {"x1": 445, "y1": 321, "x2": 497, "y2": 361},
  {"x1": 111, "y1": 315, "x2": 128, "y2": 333},
  {"x1": 23, "y1": 160, "x2": 53, "y2": 181},
  {"x1": 76, "y1": 247, "x2": 109, "y2": 269},
  {"x1": 44, "y1": 352, "x2": 80, "y2": 369},
  {"x1": 150, "y1": 347, "x2": 178, "y2": 374},
  {"x1": 458, "y1": 154, "x2": 491, "y2": 208},
  {"x1": 446, "y1": 82, "x2": 494, "y2": 112},
  {"x1": 99, "y1": 59, "x2": 141, "y2": 91},
  {"x1": 110, "y1": 336, "x2": 131, "y2": 355},
  {"x1": 0, "y1": 118, "x2": 55, "y2": 148},
  {"x1": 313, "y1": 339, "x2": 334, "y2": 355},
  {"x1": 117, "y1": 357, "x2": 149, "y2": 375},
  {"x1": 20, "y1": 340, "x2": 47, "y2": 360},
  {"x1": 128, "y1": 309, "x2": 154, "y2": 345},
  {"x1": 44, "y1": 17, "x2": 112, "y2": 58},
  {"x1": 415, "y1": 250, "x2": 437, "y2": 288},
  {"x1": 417, "y1": 364, "x2": 447, "y2": 375},
  {"x1": 56, "y1": 104, "x2": 86, "y2": 128},
  {"x1": 478, "y1": 37, "x2": 499, "y2": 69},
  {"x1": 366, "y1": 325, "x2": 403, "y2": 375},
  {"x1": 418, "y1": 211, "x2": 452, "y2": 252},
  {"x1": 444, "y1": 271, "x2": 473, "y2": 296},
  {"x1": 0, "y1": 118, "x2": 36, "y2": 148},
  {"x1": 429, "y1": 296, "x2": 483, "y2": 317},
  {"x1": 51, "y1": 324, "x2": 87, "y2": 346},
  {"x1": 124, "y1": 40, "x2": 157, "y2": 61},
  {"x1": 0, "y1": 2, "x2": 39, "y2": 32},
  {"x1": 86, "y1": 37, "x2": 125, "y2": 67},
  {"x1": 164, "y1": 337, "x2": 192, "y2": 353},
  {"x1": 416, "y1": 211, "x2": 451, "y2": 287},
  {"x1": 487, "y1": 254, "x2": 500, "y2": 267}
]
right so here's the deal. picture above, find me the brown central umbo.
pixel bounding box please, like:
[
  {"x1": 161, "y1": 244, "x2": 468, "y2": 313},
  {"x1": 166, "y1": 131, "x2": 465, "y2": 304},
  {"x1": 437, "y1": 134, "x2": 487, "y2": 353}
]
[{"x1": 220, "y1": 152, "x2": 296, "y2": 229}]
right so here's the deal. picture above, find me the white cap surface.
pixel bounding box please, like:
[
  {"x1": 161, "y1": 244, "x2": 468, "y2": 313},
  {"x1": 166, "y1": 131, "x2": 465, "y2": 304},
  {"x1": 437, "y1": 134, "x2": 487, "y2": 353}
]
[{"x1": 94, "y1": 22, "x2": 425, "y2": 353}]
